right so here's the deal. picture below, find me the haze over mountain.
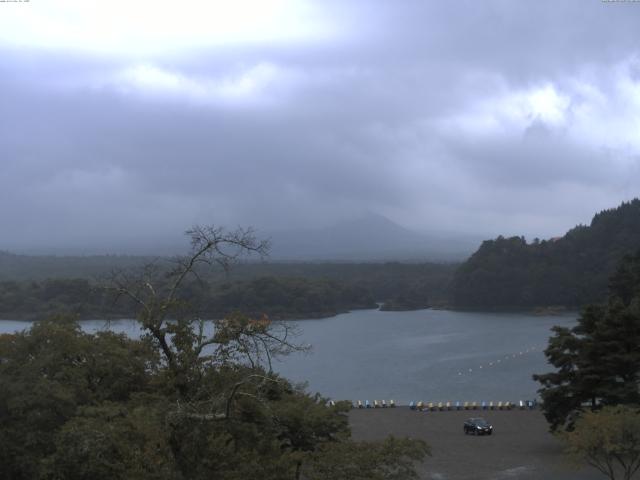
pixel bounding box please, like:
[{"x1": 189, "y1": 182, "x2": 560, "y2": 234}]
[
  {"x1": 5, "y1": 213, "x2": 479, "y2": 261},
  {"x1": 267, "y1": 213, "x2": 480, "y2": 261}
]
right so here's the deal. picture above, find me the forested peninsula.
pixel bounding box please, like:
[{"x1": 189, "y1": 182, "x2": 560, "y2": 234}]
[
  {"x1": 0, "y1": 260, "x2": 456, "y2": 320},
  {"x1": 0, "y1": 276, "x2": 376, "y2": 321},
  {"x1": 452, "y1": 199, "x2": 640, "y2": 309}
]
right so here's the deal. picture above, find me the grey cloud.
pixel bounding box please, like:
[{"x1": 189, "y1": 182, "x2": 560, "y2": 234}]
[{"x1": 1, "y1": 1, "x2": 640, "y2": 252}]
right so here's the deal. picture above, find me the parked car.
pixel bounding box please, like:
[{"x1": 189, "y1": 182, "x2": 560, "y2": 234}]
[{"x1": 463, "y1": 417, "x2": 493, "y2": 435}]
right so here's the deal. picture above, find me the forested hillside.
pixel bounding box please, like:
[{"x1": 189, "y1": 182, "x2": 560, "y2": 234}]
[
  {"x1": 452, "y1": 199, "x2": 640, "y2": 308},
  {"x1": 0, "y1": 257, "x2": 456, "y2": 319},
  {"x1": 0, "y1": 252, "x2": 150, "y2": 281},
  {"x1": 0, "y1": 276, "x2": 377, "y2": 321}
]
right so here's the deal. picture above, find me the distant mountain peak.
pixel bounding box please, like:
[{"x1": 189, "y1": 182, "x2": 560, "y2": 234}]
[{"x1": 267, "y1": 213, "x2": 477, "y2": 261}]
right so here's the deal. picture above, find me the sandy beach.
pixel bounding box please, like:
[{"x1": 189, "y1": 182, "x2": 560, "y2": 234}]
[{"x1": 349, "y1": 408, "x2": 604, "y2": 480}]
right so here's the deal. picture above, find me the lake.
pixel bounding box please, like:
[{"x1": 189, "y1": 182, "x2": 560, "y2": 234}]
[{"x1": 0, "y1": 308, "x2": 576, "y2": 404}]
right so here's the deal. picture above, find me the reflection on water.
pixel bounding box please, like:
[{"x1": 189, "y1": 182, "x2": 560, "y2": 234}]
[{"x1": 0, "y1": 308, "x2": 576, "y2": 404}]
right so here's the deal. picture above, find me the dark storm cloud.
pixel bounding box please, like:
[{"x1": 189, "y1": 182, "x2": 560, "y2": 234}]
[{"x1": 1, "y1": 0, "x2": 640, "y2": 252}]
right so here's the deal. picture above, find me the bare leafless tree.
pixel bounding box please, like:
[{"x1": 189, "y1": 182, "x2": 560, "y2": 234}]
[{"x1": 106, "y1": 225, "x2": 308, "y2": 419}]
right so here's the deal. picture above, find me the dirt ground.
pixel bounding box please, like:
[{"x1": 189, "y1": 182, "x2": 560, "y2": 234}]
[{"x1": 349, "y1": 407, "x2": 605, "y2": 480}]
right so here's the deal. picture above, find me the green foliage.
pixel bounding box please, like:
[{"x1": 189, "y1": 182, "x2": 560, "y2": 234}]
[
  {"x1": 303, "y1": 436, "x2": 430, "y2": 480},
  {"x1": 0, "y1": 251, "x2": 151, "y2": 281},
  {"x1": 0, "y1": 278, "x2": 115, "y2": 320},
  {"x1": 453, "y1": 199, "x2": 640, "y2": 308},
  {"x1": 0, "y1": 263, "x2": 457, "y2": 320},
  {"x1": 0, "y1": 253, "x2": 457, "y2": 319},
  {"x1": 534, "y1": 250, "x2": 640, "y2": 430},
  {"x1": 0, "y1": 226, "x2": 428, "y2": 479},
  {"x1": 45, "y1": 402, "x2": 176, "y2": 480},
  {"x1": 224, "y1": 262, "x2": 454, "y2": 308},
  {"x1": 202, "y1": 276, "x2": 376, "y2": 318},
  {"x1": 560, "y1": 405, "x2": 640, "y2": 480},
  {"x1": 0, "y1": 276, "x2": 376, "y2": 321},
  {"x1": 0, "y1": 317, "x2": 158, "y2": 480},
  {"x1": 0, "y1": 317, "x2": 353, "y2": 480}
]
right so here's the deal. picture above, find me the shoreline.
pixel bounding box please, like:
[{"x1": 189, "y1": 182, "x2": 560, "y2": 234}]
[{"x1": 0, "y1": 305, "x2": 580, "y2": 324}]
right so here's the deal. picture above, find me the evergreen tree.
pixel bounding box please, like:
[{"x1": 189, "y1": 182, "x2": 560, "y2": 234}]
[
  {"x1": 534, "y1": 250, "x2": 640, "y2": 430},
  {"x1": 453, "y1": 199, "x2": 640, "y2": 308}
]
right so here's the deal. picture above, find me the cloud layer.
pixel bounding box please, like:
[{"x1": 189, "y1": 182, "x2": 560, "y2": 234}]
[{"x1": 1, "y1": 0, "x2": 640, "y2": 253}]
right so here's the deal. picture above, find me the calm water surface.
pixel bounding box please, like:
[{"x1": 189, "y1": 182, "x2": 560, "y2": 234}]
[
  {"x1": 1, "y1": 309, "x2": 576, "y2": 404},
  {"x1": 272, "y1": 309, "x2": 576, "y2": 404}
]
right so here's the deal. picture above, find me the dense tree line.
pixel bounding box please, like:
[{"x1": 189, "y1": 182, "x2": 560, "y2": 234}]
[
  {"x1": 226, "y1": 262, "x2": 455, "y2": 307},
  {"x1": 0, "y1": 261, "x2": 456, "y2": 320},
  {"x1": 201, "y1": 276, "x2": 376, "y2": 318},
  {"x1": 0, "y1": 317, "x2": 428, "y2": 480},
  {"x1": 0, "y1": 251, "x2": 151, "y2": 281},
  {"x1": 452, "y1": 199, "x2": 640, "y2": 308},
  {"x1": 0, "y1": 276, "x2": 376, "y2": 321},
  {"x1": 0, "y1": 278, "x2": 113, "y2": 319},
  {"x1": 0, "y1": 253, "x2": 457, "y2": 296},
  {"x1": 533, "y1": 249, "x2": 640, "y2": 431},
  {"x1": 0, "y1": 225, "x2": 429, "y2": 480}
]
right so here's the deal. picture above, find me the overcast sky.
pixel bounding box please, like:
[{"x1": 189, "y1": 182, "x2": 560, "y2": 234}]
[{"x1": 1, "y1": 0, "x2": 640, "y2": 253}]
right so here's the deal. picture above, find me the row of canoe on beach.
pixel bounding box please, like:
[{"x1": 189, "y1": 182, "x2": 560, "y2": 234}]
[
  {"x1": 344, "y1": 400, "x2": 538, "y2": 410},
  {"x1": 409, "y1": 400, "x2": 537, "y2": 411},
  {"x1": 354, "y1": 400, "x2": 396, "y2": 408}
]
